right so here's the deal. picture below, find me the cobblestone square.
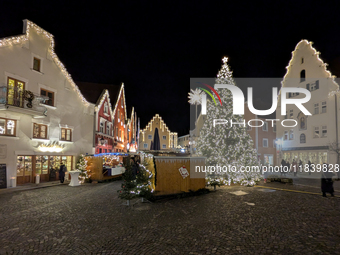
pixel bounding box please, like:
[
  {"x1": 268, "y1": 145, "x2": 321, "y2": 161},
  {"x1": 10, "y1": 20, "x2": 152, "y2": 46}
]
[{"x1": 1, "y1": 180, "x2": 340, "y2": 254}]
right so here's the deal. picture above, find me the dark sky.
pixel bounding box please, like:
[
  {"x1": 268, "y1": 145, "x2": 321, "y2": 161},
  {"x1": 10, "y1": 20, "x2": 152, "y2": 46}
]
[{"x1": 1, "y1": 1, "x2": 340, "y2": 136}]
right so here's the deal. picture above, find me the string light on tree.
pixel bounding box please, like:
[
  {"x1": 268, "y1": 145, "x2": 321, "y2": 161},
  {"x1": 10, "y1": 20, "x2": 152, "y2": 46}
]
[{"x1": 188, "y1": 88, "x2": 202, "y2": 121}]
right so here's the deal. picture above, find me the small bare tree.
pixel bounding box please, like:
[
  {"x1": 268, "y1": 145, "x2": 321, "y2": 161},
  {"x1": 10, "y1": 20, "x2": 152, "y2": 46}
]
[{"x1": 328, "y1": 142, "x2": 340, "y2": 179}]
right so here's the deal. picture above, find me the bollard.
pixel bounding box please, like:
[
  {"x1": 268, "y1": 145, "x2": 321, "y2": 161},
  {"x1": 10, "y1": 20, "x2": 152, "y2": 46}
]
[
  {"x1": 36, "y1": 175, "x2": 40, "y2": 184},
  {"x1": 10, "y1": 177, "x2": 16, "y2": 188}
]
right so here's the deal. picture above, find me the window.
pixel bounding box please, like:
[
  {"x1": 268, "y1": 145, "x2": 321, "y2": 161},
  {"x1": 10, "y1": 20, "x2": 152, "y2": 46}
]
[
  {"x1": 289, "y1": 109, "x2": 293, "y2": 118},
  {"x1": 148, "y1": 135, "x2": 152, "y2": 140},
  {"x1": 247, "y1": 125, "x2": 252, "y2": 131},
  {"x1": 162, "y1": 144, "x2": 166, "y2": 149},
  {"x1": 314, "y1": 103, "x2": 319, "y2": 114},
  {"x1": 118, "y1": 109, "x2": 120, "y2": 122},
  {"x1": 321, "y1": 101, "x2": 327, "y2": 113},
  {"x1": 40, "y1": 89, "x2": 54, "y2": 107},
  {"x1": 289, "y1": 130, "x2": 294, "y2": 140},
  {"x1": 273, "y1": 123, "x2": 276, "y2": 132},
  {"x1": 119, "y1": 130, "x2": 122, "y2": 141},
  {"x1": 288, "y1": 92, "x2": 299, "y2": 98},
  {"x1": 104, "y1": 102, "x2": 108, "y2": 114},
  {"x1": 162, "y1": 135, "x2": 166, "y2": 140},
  {"x1": 121, "y1": 98, "x2": 123, "y2": 107},
  {"x1": 300, "y1": 116, "x2": 307, "y2": 130},
  {"x1": 33, "y1": 57, "x2": 41, "y2": 72},
  {"x1": 307, "y1": 80, "x2": 319, "y2": 91},
  {"x1": 100, "y1": 122, "x2": 104, "y2": 133},
  {"x1": 322, "y1": 126, "x2": 327, "y2": 137},
  {"x1": 0, "y1": 118, "x2": 16, "y2": 136},
  {"x1": 263, "y1": 138, "x2": 268, "y2": 147},
  {"x1": 106, "y1": 123, "x2": 110, "y2": 135},
  {"x1": 273, "y1": 139, "x2": 276, "y2": 148},
  {"x1": 262, "y1": 122, "x2": 268, "y2": 131},
  {"x1": 301, "y1": 58, "x2": 304, "y2": 64},
  {"x1": 144, "y1": 143, "x2": 148, "y2": 148},
  {"x1": 300, "y1": 134, "x2": 306, "y2": 143},
  {"x1": 314, "y1": 127, "x2": 319, "y2": 138},
  {"x1": 61, "y1": 128, "x2": 72, "y2": 141},
  {"x1": 33, "y1": 123, "x2": 47, "y2": 139},
  {"x1": 300, "y1": 70, "x2": 305, "y2": 82},
  {"x1": 116, "y1": 127, "x2": 118, "y2": 138},
  {"x1": 7, "y1": 77, "x2": 25, "y2": 107},
  {"x1": 284, "y1": 131, "x2": 288, "y2": 140}
]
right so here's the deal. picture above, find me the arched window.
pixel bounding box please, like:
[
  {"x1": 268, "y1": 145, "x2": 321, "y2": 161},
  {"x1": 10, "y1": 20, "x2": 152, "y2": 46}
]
[
  {"x1": 300, "y1": 134, "x2": 306, "y2": 143},
  {"x1": 300, "y1": 70, "x2": 306, "y2": 82}
]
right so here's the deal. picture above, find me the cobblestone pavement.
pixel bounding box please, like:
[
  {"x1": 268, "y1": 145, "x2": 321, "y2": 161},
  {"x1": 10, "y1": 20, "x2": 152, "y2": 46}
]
[{"x1": 1, "y1": 181, "x2": 340, "y2": 254}]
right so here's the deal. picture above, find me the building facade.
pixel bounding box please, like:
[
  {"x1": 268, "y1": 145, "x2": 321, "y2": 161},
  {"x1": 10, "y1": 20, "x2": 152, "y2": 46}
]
[
  {"x1": 0, "y1": 20, "x2": 95, "y2": 187},
  {"x1": 139, "y1": 114, "x2": 177, "y2": 150},
  {"x1": 276, "y1": 40, "x2": 340, "y2": 166}
]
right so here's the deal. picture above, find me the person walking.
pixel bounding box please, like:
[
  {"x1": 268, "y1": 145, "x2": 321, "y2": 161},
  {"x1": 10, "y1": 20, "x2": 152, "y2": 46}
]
[
  {"x1": 59, "y1": 163, "x2": 67, "y2": 183},
  {"x1": 280, "y1": 159, "x2": 286, "y2": 177},
  {"x1": 308, "y1": 160, "x2": 312, "y2": 176},
  {"x1": 321, "y1": 163, "x2": 334, "y2": 197},
  {"x1": 298, "y1": 160, "x2": 303, "y2": 174},
  {"x1": 292, "y1": 159, "x2": 298, "y2": 177}
]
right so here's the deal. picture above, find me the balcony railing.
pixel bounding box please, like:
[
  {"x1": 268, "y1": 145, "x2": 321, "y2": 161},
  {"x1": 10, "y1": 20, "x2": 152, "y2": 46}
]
[{"x1": 0, "y1": 86, "x2": 48, "y2": 117}]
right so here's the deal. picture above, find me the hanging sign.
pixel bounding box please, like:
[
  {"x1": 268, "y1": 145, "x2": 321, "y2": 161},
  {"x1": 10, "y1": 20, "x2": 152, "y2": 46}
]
[{"x1": 179, "y1": 165, "x2": 189, "y2": 179}]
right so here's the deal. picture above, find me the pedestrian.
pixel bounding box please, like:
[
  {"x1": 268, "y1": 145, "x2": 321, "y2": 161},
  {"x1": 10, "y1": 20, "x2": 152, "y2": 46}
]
[
  {"x1": 308, "y1": 160, "x2": 312, "y2": 175},
  {"x1": 298, "y1": 159, "x2": 303, "y2": 173},
  {"x1": 292, "y1": 159, "x2": 298, "y2": 177},
  {"x1": 280, "y1": 159, "x2": 286, "y2": 177},
  {"x1": 321, "y1": 163, "x2": 334, "y2": 197},
  {"x1": 59, "y1": 163, "x2": 67, "y2": 183}
]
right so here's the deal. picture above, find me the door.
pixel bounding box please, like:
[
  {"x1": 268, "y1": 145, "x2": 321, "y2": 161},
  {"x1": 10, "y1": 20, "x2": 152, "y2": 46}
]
[
  {"x1": 7, "y1": 78, "x2": 25, "y2": 107},
  {"x1": 49, "y1": 156, "x2": 60, "y2": 181},
  {"x1": 16, "y1": 156, "x2": 33, "y2": 184},
  {"x1": 36, "y1": 156, "x2": 49, "y2": 182}
]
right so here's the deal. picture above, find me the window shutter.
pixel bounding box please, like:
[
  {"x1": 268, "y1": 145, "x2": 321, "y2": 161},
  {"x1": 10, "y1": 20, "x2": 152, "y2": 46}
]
[
  {"x1": 316, "y1": 80, "x2": 319, "y2": 90},
  {"x1": 306, "y1": 84, "x2": 310, "y2": 91}
]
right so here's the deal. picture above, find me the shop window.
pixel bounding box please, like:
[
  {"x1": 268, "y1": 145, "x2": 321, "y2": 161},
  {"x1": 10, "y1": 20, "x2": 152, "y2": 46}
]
[
  {"x1": 61, "y1": 128, "x2": 72, "y2": 141},
  {"x1": 7, "y1": 77, "x2": 25, "y2": 107},
  {"x1": 40, "y1": 88, "x2": 54, "y2": 107},
  {"x1": 33, "y1": 123, "x2": 47, "y2": 139},
  {"x1": 0, "y1": 118, "x2": 16, "y2": 136},
  {"x1": 300, "y1": 134, "x2": 306, "y2": 143},
  {"x1": 33, "y1": 57, "x2": 41, "y2": 72}
]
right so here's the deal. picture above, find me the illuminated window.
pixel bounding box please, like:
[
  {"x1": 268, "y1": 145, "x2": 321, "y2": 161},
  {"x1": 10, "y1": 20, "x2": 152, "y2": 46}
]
[
  {"x1": 104, "y1": 102, "x2": 108, "y2": 114},
  {"x1": 61, "y1": 128, "x2": 72, "y2": 141},
  {"x1": 40, "y1": 88, "x2": 54, "y2": 107},
  {"x1": 7, "y1": 77, "x2": 25, "y2": 107},
  {"x1": 33, "y1": 123, "x2": 47, "y2": 139},
  {"x1": 0, "y1": 118, "x2": 16, "y2": 136},
  {"x1": 33, "y1": 57, "x2": 41, "y2": 72}
]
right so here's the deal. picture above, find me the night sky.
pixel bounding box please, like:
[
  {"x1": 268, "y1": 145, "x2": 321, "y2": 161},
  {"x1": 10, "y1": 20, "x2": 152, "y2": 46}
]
[{"x1": 1, "y1": 1, "x2": 340, "y2": 136}]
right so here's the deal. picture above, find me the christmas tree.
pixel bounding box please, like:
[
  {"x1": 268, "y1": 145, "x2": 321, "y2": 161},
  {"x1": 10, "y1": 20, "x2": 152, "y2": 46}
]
[
  {"x1": 118, "y1": 156, "x2": 137, "y2": 204},
  {"x1": 76, "y1": 154, "x2": 88, "y2": 183},
  {"x1": 196, "y1": 57, "x2": 261, "y2": 186},
  {"x1": 135, "y1": 160, "x2": 153, "y2": 200}
]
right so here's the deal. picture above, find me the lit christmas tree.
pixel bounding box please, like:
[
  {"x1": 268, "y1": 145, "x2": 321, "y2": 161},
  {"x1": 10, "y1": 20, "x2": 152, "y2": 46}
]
[
  {"x1": 196, "y1": 57, "x2": 261, "y2": 186},
  {"x1": 135, "y1": 160, "x2": 153, "y2": 201},
  {"x1": 76, "y1": 154, "x2": 88, "y2": 183},
  {"x1": 118, "y1": 156, "x2": 137, "y2": 205}
]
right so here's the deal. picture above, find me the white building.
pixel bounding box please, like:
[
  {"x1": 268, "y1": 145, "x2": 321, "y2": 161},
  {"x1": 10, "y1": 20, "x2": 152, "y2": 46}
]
[
  {"x1": 276, "y1": 40, "x2": 340, "y2": 166},
  {"x1": 0, "y1": 20, "x2": 95, "y2": 188}
]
